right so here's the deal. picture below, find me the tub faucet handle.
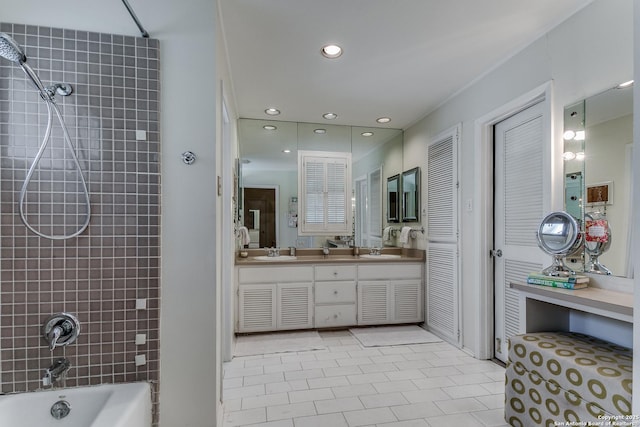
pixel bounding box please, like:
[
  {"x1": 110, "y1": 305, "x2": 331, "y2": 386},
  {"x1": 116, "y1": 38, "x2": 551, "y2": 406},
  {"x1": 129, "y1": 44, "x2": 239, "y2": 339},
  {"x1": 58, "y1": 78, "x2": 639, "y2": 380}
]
[{"x1": 43, "y1": 313, "x2": 80, "y2": 351}]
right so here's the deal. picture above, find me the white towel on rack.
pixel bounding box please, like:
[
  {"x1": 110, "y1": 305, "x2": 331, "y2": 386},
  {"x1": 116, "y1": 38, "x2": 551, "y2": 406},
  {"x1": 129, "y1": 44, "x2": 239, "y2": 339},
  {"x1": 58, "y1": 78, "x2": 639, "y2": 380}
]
[
  {"x1": 399, "y1": 226, "x2": 412, "y2": 244},
  {"x1": 383, "y1": 226, "x2": 391, "y2": 241},
  {"x1": 238, "y1": 226, "x2": 251, "y2": 246}
]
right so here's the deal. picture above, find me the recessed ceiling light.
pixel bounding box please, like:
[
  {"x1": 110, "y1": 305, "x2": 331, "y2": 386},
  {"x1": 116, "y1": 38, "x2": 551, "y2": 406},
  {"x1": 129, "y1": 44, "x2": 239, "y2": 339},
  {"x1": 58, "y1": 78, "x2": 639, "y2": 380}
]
[
  {"x1": 314, "y1": 129, "x2": 326, "y2": 134},
  {"x1": 265, "y1": 108, "x2": 280, "y2": 116},
  {"x1": 321, "y1": 44, "x2": 343, "y2": 59},
  {"x1": 323, "y1": 112, "x2": 337, "y2": 120},
  {"x1": 361, "y1": 132, "x2": 374, "y2": 137},
  {"x1": 376, "y1": 117, "x2": 391, "y2": 124},
  {"x1": 283, "y1": 149, "x2": 291, "y2": 153},
  {"x1": 563, "y1": 130, "x2": 576, "y2": 140},
  {"x1": 574, "y1": 130, "x2": 585, "y2": 141},
  {"x1": 263, "y1": 125, "x2": 277, "y2": 130}
]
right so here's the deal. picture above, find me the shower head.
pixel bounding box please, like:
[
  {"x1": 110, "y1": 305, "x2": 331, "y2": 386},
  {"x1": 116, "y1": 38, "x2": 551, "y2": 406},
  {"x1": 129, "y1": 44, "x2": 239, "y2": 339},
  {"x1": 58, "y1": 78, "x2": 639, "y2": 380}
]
[{"x1": 0, "y1": 32, "x2": 27, "y2": 64}]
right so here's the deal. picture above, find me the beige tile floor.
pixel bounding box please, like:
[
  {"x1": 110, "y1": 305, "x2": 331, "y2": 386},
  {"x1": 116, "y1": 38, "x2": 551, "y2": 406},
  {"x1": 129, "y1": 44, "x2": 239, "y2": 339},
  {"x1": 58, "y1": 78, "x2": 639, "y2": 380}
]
[{"x1": 222, "y1": 330, "x2": 508, "y2": 427}]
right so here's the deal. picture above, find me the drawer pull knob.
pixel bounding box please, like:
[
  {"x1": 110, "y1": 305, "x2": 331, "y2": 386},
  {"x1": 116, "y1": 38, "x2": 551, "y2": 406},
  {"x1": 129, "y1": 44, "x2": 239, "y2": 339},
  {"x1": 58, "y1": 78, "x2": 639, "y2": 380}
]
[
  {"x1": 333, "y1": 271, "x2": 338, "y2": 276},
  {"x1": 333, "y1": 314, "x2": 338, "y2": 319},
  {"x1": 333, "y1": 290, "x2": 338, "y2": 295}
]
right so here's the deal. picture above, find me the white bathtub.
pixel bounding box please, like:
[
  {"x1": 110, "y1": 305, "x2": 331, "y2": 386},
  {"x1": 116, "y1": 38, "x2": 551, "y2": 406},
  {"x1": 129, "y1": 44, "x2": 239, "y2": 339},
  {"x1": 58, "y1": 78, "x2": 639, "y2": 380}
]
[{"x1": 0, "y1": 382, "x2": 152, "y2": 427}]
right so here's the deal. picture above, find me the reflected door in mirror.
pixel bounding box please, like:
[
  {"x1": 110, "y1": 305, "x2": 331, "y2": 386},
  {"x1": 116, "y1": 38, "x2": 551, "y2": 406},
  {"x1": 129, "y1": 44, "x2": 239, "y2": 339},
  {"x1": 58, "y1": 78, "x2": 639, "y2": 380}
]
[
  {"x1": 401, "y1": 167, "x2": 420, "y2": 222},
  {"x1": 244, "y1": 187, "x2": 276, "y2": 248},
  {"x1": 387, "y1": 174, "x2": 399, "y2": 222}
]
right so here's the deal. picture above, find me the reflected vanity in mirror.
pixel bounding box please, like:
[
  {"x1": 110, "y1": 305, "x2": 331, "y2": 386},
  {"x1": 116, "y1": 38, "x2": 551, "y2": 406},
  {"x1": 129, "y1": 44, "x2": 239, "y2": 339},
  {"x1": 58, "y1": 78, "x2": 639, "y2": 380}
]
[
  {"x1": 563, "y1": 80, "x2": 634, "y2": 278},
  {"x1": 387, "y1": 174, "x2": 400, "y2": 223},
  {"x1": 238, "y1": 118, "x2": 404, "y2": 249},
  {"x1": 401, "y1": 167, "x2": 420, "y2": 222}
]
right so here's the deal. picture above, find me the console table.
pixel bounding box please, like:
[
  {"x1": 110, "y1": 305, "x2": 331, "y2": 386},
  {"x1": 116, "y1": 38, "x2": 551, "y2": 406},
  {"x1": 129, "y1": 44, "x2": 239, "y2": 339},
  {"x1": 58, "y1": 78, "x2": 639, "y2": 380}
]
[{"x1": 510, "y1": 282, "x2": 633, "y2": 347}]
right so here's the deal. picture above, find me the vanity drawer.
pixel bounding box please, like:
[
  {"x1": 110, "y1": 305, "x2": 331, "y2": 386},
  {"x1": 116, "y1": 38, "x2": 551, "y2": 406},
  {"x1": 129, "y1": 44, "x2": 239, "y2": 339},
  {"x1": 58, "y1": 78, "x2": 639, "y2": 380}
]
[
  {"x1": 315, "y1": 304, "x2": 356, "y2": 328},
  {"x1": 315, "y1": 282, "x2": 356, "y2": 304},
  {"x1": 315, "y1": 265, "x2": 357, "y2": 281},
  {"x1": 357, "y1": 263, "x2": 422, "y2": 280},
  {"x1": 238, "y1": 266, "x2": 313, "y2": 284}
]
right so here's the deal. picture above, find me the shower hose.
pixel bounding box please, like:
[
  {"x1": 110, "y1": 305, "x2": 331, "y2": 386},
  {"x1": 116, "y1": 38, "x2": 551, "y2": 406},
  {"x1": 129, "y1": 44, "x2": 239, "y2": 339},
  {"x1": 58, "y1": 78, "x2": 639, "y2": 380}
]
[{"x1": 18, "y1": 97, "x2": 91, "y2": 240}]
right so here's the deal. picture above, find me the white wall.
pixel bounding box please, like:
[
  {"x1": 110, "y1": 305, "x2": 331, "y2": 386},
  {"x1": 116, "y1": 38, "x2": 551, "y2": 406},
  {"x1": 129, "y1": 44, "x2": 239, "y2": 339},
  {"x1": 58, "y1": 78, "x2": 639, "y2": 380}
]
[
  {"x1": 632, "y1": 0, "x2": 640, "y2": 416},
  {"x1": 404, "y1": 0, "x2": 633, "y2": 355},
  {"x1": 0, "y1": 2, "x2": 227, "y2": 425}
]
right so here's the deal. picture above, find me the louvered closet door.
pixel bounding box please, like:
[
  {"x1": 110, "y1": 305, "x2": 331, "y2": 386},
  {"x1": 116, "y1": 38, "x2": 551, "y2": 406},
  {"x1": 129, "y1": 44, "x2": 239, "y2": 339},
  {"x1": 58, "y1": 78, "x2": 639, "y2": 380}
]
[
  {"x1": 426, "y1": 126, "x2": 459, "y2": 345},
  {"x1": 494, "y1": 102, "x2": 545, "y2": 363}
]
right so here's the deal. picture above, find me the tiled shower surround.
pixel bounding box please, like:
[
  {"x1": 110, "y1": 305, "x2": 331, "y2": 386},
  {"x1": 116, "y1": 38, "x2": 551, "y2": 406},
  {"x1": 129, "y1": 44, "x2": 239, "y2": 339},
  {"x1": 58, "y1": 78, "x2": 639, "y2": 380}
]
[{"x1": 0, "y1": 23, "x2": 161, "y2": 422}]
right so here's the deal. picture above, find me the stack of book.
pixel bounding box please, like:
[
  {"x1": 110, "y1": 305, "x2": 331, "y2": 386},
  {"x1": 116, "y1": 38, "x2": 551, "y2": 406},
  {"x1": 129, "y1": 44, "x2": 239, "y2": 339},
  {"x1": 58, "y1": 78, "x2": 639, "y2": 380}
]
[{"x1": 526, "y1": 273, "x2": 589, "y2": 289}]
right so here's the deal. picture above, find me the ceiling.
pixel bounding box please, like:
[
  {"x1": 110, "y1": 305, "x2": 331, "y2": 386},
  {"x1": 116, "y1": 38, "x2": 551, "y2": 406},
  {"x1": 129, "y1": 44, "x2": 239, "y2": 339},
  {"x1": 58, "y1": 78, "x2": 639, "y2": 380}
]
[{"x1": 219, "y1": 0, "x2": 592, "y2": 130}]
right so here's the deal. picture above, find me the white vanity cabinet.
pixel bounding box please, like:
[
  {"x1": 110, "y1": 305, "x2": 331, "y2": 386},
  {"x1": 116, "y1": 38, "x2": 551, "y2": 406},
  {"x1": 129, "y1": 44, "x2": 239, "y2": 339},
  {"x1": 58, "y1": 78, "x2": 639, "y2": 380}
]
[
  {"x1": 236, "y1": 260, "x2": 424, "y2": 333},
  {"x1": 357, "y1": 263, "x2": 423, "y2": 325},
  {"x1": 237, "y1": 266, "x2": 313, "y2": 333},
  {"x1": 314, "y1": 265, "x2": 357, "y2": 328}
]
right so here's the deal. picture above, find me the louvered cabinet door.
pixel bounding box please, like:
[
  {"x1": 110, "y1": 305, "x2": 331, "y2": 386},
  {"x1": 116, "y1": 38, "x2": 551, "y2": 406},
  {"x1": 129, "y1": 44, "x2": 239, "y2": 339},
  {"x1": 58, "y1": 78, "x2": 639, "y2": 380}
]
[
  {"x1": 392, "y1": 280, "x2": 423, "y2": 324},
  {"x1": 357, "y1": 281, "x2": 390, "y2": 325},
  {"x1": 277, "y1": 283, "x2": 313, "y2": 330},
  {"x1": 238, "y1": 284, "x2": 277, "y2": 332}
]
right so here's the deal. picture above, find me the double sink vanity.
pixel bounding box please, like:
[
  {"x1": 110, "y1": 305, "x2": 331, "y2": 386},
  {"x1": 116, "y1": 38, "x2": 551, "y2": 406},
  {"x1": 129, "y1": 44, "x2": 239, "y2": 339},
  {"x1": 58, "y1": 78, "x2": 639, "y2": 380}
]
[{"x1": 234, "y1": 248, "x2": 425, "y2": 333}]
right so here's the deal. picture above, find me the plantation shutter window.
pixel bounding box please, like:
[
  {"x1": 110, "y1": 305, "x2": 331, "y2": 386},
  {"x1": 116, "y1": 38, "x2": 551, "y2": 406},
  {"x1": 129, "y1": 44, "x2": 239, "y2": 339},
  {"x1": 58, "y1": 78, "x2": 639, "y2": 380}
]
[{"x1": 298, "y1": 151, "x2": 352, "y2": 235}]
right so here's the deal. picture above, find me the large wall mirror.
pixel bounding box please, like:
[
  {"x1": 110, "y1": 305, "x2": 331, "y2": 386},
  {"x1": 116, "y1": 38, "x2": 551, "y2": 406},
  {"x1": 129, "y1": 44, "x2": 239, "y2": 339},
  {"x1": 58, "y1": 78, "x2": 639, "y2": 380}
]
[
  {"x1": 563, "y1": 80, "x2": 634, "y2": 278},
  {"x1": 238, "y1": 118, "x2": 404, "y2": 249}
]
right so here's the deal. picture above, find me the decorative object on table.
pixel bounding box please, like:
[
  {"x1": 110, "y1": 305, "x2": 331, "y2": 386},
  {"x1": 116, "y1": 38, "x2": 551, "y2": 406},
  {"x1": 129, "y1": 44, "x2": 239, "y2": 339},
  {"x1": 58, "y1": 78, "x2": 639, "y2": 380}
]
[
  {"x1": 535, "y1": 211, "x2": 583, "y2": 277},
  {"x1": 526, "y1": 272, "x2": 589, "y2": 289},
  {"x1": 584, "y1": 211, "x2": 612, "y2": 275}
]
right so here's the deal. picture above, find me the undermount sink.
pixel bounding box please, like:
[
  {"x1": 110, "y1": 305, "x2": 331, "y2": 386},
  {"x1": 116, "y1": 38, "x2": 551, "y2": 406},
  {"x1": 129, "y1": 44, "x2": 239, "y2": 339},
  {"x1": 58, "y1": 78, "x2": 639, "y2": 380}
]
[
  {"x1": 253, "y1": 255, "x2": 297, "y2": 261},
  {"x1": 359, "y1": 254, "x2": 402, "y2": 259}
]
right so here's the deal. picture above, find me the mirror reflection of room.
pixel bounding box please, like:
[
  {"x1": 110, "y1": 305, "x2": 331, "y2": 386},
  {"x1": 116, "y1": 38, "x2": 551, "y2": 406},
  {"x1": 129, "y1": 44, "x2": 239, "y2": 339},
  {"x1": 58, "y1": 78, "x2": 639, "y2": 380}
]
[
  {"x1": 563, "y1": 81, "x2": 634, "y2": 278},
  {"x1": 238, "y1": 118, "x2": 406, "y2": 249}
]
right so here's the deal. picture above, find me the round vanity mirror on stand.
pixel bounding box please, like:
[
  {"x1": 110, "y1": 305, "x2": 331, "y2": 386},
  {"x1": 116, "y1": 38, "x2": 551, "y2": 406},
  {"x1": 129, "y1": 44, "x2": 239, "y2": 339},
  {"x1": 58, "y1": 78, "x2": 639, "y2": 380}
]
[
  {"x1": 584, "y1": 211, "x2": 612, "y2": 275},
  {"x1": 536, "y1": 211, "x2": 583, "y2": 277}
]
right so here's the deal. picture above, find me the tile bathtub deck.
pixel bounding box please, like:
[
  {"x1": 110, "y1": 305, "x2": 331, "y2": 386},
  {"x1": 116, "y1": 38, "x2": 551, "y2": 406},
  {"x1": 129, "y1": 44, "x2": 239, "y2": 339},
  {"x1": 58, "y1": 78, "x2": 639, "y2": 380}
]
[{"x1": 222, "y1": 330, "x2": 508, "y2": 427}]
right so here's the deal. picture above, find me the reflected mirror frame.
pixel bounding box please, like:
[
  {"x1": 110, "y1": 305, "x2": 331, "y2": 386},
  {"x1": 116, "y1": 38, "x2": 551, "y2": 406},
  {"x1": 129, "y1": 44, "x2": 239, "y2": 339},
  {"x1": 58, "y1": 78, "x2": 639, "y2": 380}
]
[
  {"x1": 401, "y1": 167, "x2": 420, "y2": 222},
  {"x1": 387, "y1": 174, "x2": 400, "y2": 223}
]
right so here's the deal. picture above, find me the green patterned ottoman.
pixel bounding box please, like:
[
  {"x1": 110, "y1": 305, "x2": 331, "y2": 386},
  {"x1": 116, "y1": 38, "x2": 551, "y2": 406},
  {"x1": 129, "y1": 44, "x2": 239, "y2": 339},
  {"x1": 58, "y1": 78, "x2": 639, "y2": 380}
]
[{"x1": 505, "y1": 332, "x2": 633, "y2": 426}]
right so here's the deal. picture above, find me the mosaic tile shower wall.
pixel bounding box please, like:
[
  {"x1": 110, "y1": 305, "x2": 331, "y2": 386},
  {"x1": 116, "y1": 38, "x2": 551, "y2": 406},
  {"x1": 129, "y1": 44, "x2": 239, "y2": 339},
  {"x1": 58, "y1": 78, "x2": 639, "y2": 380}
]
[{"x1": 0, "y1": 23, "x2": 161, "y2": 422}]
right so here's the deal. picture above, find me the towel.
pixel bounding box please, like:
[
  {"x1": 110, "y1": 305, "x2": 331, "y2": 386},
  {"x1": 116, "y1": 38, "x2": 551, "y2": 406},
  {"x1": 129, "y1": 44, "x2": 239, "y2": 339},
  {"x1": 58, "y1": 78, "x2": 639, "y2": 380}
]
[
  {"x1": 399, "y1": 226, "x2": 412, "y2": 244},
  {"x1": 383, "y1": 226, "x2": 391, "y2": 241},
  {"x1": 238, "y1": 226, "x2": 251, "y2": 247}
]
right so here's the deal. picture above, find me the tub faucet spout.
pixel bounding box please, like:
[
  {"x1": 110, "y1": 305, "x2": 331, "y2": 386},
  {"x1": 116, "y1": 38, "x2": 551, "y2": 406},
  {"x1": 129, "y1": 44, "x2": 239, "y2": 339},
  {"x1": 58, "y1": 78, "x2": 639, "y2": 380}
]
[{"x1": 42, "y1": 357, "x2": 71, "y2": 387}]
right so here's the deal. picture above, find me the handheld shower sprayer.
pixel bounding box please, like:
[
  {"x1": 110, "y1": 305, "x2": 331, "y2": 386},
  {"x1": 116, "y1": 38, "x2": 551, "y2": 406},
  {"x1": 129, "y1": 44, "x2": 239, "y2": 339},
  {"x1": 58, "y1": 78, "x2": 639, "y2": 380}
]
[{"x1": 0, "y1": 32, "x2": 91, "y2": 240}]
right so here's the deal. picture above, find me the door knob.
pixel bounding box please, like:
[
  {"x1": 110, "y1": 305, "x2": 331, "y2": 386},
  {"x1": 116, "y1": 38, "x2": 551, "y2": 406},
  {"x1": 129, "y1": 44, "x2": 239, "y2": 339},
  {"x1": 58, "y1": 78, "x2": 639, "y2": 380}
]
[{"x1": 490, "y1": 249, "x2": 503, "y2": 258}]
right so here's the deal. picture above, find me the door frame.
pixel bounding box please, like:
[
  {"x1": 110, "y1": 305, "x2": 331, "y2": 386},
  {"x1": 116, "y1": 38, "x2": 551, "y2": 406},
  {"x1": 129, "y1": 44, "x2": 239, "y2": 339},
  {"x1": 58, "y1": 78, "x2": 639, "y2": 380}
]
[{"x1": 472, "y1": 81, "x2": 556, "y2": 359}]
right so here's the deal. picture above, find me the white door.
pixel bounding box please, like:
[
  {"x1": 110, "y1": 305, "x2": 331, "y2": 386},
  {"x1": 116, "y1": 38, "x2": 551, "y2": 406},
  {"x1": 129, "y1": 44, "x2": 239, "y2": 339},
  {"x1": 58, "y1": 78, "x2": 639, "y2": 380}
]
[
  {"x1": 493, "y1": 102, "x2": 547, "y2": 362},
  {"x1": 425, "y1": 125, "x2": 460, "y2": 345},
  {"x1": 355, "y1": 176, "x2": 368, "y2": 246}
]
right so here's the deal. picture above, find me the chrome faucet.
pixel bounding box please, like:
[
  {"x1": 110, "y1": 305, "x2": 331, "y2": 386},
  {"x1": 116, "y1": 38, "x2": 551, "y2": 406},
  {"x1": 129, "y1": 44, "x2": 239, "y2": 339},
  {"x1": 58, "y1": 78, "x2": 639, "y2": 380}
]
[
  {"x1": 43, "y1": 313, "x2": 80, "y2": 351},
  {"x1": 369, "y1": 247, "x2": 382, "y2": 256},
  {"x1": 266, "y1": 247, "x2": 280, "y2": 257},
  {"x1": 42, "y1": 357, "x2": 71, "y2": 387}
]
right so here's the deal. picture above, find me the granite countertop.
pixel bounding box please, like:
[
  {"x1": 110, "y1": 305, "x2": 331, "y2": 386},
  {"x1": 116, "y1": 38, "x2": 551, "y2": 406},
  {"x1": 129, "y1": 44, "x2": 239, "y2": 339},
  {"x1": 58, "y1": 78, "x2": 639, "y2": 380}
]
[{"x1": 235, "y1": 248, "x2": 425, "y2": 265}]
